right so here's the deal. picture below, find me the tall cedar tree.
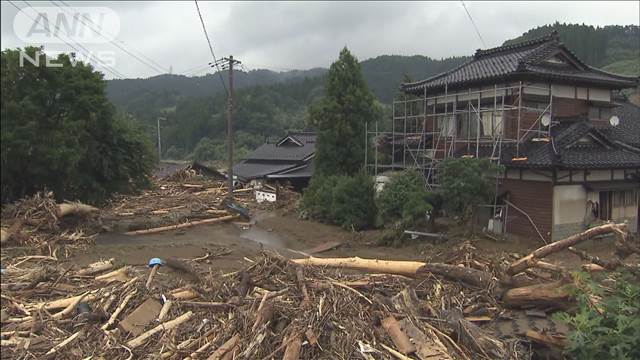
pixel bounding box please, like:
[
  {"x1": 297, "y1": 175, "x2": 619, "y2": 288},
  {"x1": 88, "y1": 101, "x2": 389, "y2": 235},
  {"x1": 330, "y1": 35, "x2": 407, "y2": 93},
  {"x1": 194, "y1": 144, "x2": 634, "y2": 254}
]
[
  {"x1": 309, "y1": 48, "x2": 378, "y2": 176},
  {"x1": 1, "y1": 47, "x2": 153, "y2": 204}
]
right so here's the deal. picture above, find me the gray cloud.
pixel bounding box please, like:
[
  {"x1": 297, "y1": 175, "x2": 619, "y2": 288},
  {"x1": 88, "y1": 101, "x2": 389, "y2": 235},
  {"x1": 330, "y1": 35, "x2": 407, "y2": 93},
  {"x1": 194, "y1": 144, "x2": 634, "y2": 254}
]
[{"x1": 1, "y1": 1, "x2": 638, "y2": 79}]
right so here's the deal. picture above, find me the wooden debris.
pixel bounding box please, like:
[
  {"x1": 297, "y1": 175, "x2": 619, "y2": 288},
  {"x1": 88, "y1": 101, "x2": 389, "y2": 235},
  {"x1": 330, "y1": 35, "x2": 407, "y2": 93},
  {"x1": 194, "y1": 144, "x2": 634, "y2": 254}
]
[
  {"x1": 124, "y1": 215, "x2": 238, "y2": 235},
  {"x1": 291, "y1": 256, "x2": 427, "y2": 277},
  {"x1": 119, "y1": 298, "x2": 162, "y2": 336},
  {"x1": 526, "y1": 330, "x2": 567, "y2": 348},
  {"x1": 207, "y1": 333, "x2": 240, "y2": 360},
  {"x1": 381, "y1": 315, "x2": 416, "y2": 355},
  {"x1": 502, "y1": 280, "x2": 572, "y2": 309},
  {"x1": 127, "y1": 311, "x2": 194, "y2": 349},
  {"x1": 507, "y1": 223, "x2": 626, "y2": 275},
  {"x1": 77, "y1": 258, "x2": 114, "y2": 276},
  {"x1": 301, "y1": 240, "x2": 343, "y2": 255},
  {"x1": 57, "y1": 202, "x2": 99, "y2": 217},
  {"x1": 282, "y1": 333, "x2": 302, "y2": 360}
]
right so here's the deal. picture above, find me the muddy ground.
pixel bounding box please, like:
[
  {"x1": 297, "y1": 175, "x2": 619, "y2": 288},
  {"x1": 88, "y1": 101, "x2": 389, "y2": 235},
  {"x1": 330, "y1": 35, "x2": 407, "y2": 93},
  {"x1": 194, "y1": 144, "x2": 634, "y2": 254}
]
[{"x1": 71, "y1": 208, "x2": 628, "y2": 275}]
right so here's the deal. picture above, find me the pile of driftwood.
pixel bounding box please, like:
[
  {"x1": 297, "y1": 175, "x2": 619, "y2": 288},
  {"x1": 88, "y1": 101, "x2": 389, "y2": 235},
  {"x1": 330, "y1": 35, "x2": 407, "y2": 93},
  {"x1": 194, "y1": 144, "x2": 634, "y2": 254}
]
[
  {"x1": 1, "y1": 247, "x2": 517, "y2": 360},
  {"x1": 1, "y1": 191, "x2": 99, "y2": 259},
  {"x1": 2, "y1": 187, "x2": 637, "y2": 360},
  {"x1": 102, "y1": 172, "x2": 254, "y2": 235}
]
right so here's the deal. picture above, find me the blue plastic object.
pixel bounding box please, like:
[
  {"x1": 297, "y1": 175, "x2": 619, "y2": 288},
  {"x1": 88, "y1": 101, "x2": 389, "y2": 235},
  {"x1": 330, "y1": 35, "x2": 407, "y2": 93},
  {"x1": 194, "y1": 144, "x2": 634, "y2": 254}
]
[{"x1": 148, "y1": 258, "x2": 163, "y2": 267}]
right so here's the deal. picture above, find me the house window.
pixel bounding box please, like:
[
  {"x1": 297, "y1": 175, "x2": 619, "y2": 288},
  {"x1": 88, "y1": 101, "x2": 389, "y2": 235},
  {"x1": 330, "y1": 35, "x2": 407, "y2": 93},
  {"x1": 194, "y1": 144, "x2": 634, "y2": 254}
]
[
  {"x1": 599, "y1": 190, "x2": 638, "y2": 221},
  {"x1": 480, "y1": 112, "x2": 503, "y2": 138},
  {"x1": 588, "y1": 106, "x2": 610, "y2": 121},
  {"x1": 436, "y1": 115, "x2": 456, "y2": 136}
]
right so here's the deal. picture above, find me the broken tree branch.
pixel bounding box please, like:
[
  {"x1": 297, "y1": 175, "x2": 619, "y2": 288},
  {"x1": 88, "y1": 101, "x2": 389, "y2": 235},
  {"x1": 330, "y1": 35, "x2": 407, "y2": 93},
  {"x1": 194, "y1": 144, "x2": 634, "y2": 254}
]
[
  {"x1": 507, "y1": 223, "x2": 626, "y2": 275},
  {"x1": 124, "y1": 215, "x2": 238, "y2": 235},
  {"x1": 127, "y1": 311, "x2": 194, "y2": 349}
]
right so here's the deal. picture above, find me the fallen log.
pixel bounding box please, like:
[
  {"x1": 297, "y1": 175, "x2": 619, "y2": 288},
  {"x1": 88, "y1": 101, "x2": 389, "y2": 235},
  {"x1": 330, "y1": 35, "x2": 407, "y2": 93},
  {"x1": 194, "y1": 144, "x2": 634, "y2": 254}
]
[
  {"x1": 127, "y1": 311, "x2": 194, "y2": 349},
  {"x1": 207, "y1": 333, "x2": 240, "y2": 360},
  {"x1": 77, "y1": 259, "x2": 114, "y2": 276},
  {"x1": 291, "y1": 256, "x2": 426, "y2": 277},
  {"x1": 46, "y1": 329, "x2": 84, "y2": 355},
  {"x1": 292, "y1": 257, "x2": 494, "y2": 287},
  {"x1": 381, "y1": 315, "x2": 416, "y2": 355},
  {"x1": 124, "y1": 215, "x2": 238, "y2": 235},
  {"x1": 526, "y1": 330, "x2": 566, "y2": 348},
  {"x1": 57, "y1": 202, "x2": 99, "y2": 217},
  {"x1": 1, "y1": 228, "x2": 9, "y2": 244},
  {"x1": 441, "y1": 309, "x2": 506, "y2": 359},
  {"x1": 502, "y1": 280, "x2": 572, "y2": 309},
  {"x1": 507, "y1": 223, "x2": 626, "y2": 275},
  {"x1": 282, "y1": 334, "x2": 302, "y2": 360},
  {"x1": 416, "y1": 263, "x2": 495, "y2": 288},
  {"x1": 568, "y1": 246, "x2": 639, "y2": 275}
]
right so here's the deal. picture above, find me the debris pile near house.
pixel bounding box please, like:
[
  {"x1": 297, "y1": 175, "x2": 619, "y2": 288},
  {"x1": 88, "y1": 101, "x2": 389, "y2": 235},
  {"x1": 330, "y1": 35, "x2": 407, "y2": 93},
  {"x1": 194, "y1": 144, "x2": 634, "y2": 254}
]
[
  {"x1": 103, "y1": 164, "x2": 300, "y2": 234},
  {"x1": 0, "y1": 250, "x2": 516, "y2": 359},
  {"x1": 2, "y1": 179, "x2": 637, "y2": 359},
  {"x1": 1, "y1": 191, "x2": 99, "y2": 258}
]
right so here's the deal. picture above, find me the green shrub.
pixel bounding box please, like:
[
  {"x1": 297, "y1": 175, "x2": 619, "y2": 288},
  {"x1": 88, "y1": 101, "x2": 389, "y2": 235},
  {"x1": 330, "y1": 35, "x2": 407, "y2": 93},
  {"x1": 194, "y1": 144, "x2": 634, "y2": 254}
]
[
  {"x1": 376, "y1": 170, "x2": 433, "y2": 228},
  {"x1": 164, "y1": 146, "x2": 185, "y2": 160},
  {"x1": 192, "y1": 137, "x2": 218, "y2": 162},
  {"x1": 438, "y1": 158, "x2": 501, "y2": 220},
  {"x1": 301, "y1": 175, "x2": 339, "y2": 221},
  {"x1": 331, "y1": 172, "x2": 376, "y2": 230},
  {"x1": 302, "y1": 172, "x2": 376, "y2": 230},
  {"x1": 554, "y1": 272, "x2": 640, "y2": 360}
]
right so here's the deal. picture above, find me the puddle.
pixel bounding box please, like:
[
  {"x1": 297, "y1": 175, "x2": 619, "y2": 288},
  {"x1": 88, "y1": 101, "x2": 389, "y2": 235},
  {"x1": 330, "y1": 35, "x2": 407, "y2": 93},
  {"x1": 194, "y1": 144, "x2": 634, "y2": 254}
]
[
  {"x1": 239, "y1": 211, "x2": 304, "y2": 250},
  {"x1": 240, "y1": 225, "x2": 287, "y2": 248}
]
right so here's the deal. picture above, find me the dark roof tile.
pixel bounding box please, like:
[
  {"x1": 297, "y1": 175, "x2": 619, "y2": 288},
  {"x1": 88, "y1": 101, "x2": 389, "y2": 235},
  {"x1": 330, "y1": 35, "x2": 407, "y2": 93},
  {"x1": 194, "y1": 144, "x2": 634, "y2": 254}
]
[{"x1": 402, "y1": 32, "x2": 638, "y2": 93}]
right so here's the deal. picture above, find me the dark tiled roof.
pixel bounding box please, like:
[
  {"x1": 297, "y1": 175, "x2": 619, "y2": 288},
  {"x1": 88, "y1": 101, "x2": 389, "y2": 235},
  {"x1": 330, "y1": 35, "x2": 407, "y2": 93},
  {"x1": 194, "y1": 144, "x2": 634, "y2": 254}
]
[
  {"x1": 233, "y1": 132, "x2": 317, "y2": 180},
  {"x1": 492, "y1": 119, "x2": 640, "y2": 169},
  {"x1": 402, "y1": 32, "x2": 638, "y2": 93},
  {"x1": 246, "y1": 132, "x2": 316, "y2": 161},
  {"x1": 603, "y1": 101, "x2": 640, "y2": 147},
  {"x1": 233, "y1": 161, "x2": 299, "y2": 180}
]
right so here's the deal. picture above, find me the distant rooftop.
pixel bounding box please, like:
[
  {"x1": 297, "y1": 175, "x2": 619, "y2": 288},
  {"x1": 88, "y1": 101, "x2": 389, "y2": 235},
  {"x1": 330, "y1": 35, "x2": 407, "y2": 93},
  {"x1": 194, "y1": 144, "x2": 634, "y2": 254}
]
[{"x1": 402, "y1": 31, "x2": 638, "y2": 94}]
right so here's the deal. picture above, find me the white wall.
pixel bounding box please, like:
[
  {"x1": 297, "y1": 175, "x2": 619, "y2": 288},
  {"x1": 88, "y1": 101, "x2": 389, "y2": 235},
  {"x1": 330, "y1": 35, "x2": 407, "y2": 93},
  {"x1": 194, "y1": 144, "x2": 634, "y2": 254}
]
[{"x1": 553, "y1": 185, "x2": 587, "y2": 226}]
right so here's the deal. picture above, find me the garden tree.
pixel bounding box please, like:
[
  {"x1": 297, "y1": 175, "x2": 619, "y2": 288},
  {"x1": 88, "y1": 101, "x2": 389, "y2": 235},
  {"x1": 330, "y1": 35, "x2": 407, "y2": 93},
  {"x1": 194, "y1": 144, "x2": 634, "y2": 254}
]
[
  {"x1": 375, "y1": 170, "x2": 442, "y2": 246},
  {"x1": 0, "y1": 47, "x2": 153, "y2": 204},
  {"x1": 438, "y1": 158, "x2": 501, "y2": 220},
  {"x1": 309, "y1": 47, "x2": 380, "y2": 176},
  {"x1": 377, "y1": 170, "x2": 432, "y2": 228},
  {"x1": 301, "y1": 172, "x2": 376, "y2": 230}
]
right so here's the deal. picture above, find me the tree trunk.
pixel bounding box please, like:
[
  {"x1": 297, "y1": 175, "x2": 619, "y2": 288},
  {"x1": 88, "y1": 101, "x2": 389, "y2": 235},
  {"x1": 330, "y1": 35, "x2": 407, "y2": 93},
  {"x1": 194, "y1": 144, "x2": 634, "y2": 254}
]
[
  {"x1": 417, "y1": 263, "x2": 495, "y2": 288},
  {"x1": 291, "y1": 256, "x2": 426, "y2": 277},
  {"x1": 507, "y1": 223, "x2": 626, "y2": 275},
  {"x1": 502, "y1": 280, "x2": 572, "y2": 309}
]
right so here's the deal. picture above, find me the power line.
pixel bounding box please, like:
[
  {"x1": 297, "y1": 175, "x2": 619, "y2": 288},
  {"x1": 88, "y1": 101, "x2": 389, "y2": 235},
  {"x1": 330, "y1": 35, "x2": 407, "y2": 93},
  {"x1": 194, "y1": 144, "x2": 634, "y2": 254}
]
[
  {"x1": 52, "y1": 0, "x2": 169, "y2": 75},
  {"x1": 21, "y1": 0, "x2": 127, "y2": 78},
  {"x1": 9, "y1": 0, "x2": 127, "y2": 79},
  {"x1": 193, "y1": 0, "x2": 227, "y2": 95},
  {"x1": 460, "y1": 0, "x2": 487, "y2": 48},
  {"x1": 58, "y1": 0, "x2": 168, "y2": 73}
]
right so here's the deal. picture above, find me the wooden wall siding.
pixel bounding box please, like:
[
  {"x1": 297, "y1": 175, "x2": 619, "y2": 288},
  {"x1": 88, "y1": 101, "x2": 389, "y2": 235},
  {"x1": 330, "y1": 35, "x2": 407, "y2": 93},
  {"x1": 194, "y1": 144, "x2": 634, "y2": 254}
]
[
  {"x1": 501, "y1": 178, "x2": 553, "y2": 241},
  {"x1": 553, "y1": 98, "x2": 589, "y2": 118}
]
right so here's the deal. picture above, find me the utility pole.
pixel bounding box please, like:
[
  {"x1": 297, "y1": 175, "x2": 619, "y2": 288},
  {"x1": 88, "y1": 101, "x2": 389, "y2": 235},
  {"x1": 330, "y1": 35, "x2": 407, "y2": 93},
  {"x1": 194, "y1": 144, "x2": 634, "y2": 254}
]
[
  {"x1": 157, "y1": 116, "x2": 165, "y2": 162},
  {"x1": 212, "y1": 56, "x2": 241, "y2": 199}
]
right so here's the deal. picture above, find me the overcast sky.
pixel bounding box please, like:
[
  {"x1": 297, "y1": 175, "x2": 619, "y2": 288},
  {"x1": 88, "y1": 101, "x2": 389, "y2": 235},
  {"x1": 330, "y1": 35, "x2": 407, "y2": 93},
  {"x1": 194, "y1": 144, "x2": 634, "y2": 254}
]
[{"x1": 1, "y1": 1, "x2": 638, "y2": 79}]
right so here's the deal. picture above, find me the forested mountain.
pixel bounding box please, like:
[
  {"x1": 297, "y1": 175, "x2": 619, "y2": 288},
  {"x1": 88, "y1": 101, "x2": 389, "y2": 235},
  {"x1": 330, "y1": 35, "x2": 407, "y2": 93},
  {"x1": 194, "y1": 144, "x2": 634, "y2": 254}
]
[
  {"x1": 505, "y1": 23, "x2": 639, "y2": 75},
  {"x1": 106, "y1": 23, "x2": 639, "y2": 162}
]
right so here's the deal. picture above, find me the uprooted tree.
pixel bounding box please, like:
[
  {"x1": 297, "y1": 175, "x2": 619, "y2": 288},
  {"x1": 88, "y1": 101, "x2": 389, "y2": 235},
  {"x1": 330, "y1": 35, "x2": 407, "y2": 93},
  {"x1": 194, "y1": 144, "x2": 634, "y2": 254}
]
[{"x1": 1, "y1": 47, "x2": 154, "y2": 204}]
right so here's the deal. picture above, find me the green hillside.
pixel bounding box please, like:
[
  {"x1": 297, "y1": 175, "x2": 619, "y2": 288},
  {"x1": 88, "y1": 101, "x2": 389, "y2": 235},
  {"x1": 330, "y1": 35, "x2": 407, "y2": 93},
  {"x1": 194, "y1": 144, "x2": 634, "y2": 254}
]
[
  {"x1": 505, "y1": 22, "x2": 639, "y2": 75},
  {"x1": 105, "y1": 23, "x2": 639, "y2": 162}
]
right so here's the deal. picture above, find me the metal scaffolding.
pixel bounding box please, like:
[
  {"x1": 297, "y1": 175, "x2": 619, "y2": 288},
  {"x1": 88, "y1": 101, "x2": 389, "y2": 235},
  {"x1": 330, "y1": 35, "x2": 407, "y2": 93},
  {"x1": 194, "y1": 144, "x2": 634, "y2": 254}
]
[{"x1": 366, "y1": 82, "x2": 555, "y2": 188}]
